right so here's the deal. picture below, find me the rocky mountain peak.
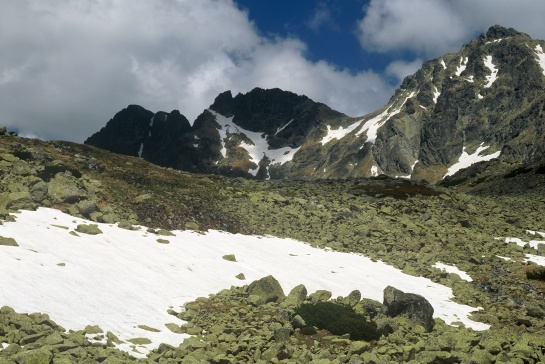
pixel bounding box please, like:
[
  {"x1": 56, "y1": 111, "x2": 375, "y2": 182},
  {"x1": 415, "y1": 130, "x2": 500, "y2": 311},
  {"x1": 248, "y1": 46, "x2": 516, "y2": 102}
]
[{"x1": 86, "y1": 25, "x2": 545, "y2": 183}]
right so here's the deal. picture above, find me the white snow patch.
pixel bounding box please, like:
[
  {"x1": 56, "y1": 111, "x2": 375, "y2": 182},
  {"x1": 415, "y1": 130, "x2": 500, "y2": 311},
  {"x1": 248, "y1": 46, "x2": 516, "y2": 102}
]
[
  {"x1": 433, "y1": 262, "x2": 472, "y2": 282},
  {"x1": 496, "y1": 256, "x2": 514, "y2": 262},
  {"x1": 320, "y1": 123, "x2": 360, "y2": 145},
  {"x1": 455, "y1": 57, "x2": 468, "y2": 76},
  {"x1": 354, "y1": 92, "x2": 415, "y2": 143},
  {"x1": 465, "y1": 75, "x2": 475, "y2": 83},
  {"x1": 503, "y1": 237, "x2": 545, "y2": 250},
  {"x1": 444, "y1": 143, "x2": 501, "y2": 178},
  {"x1": 525, "y1": 254, "x2": 545, "y2": 266},
  {"x1": 440, "y1": 59, "x2": 447, "y2": 69},
  {"x1": 486, "y1": 38, "x2": 504, "y2": 45},
  {"x1": 433, "y1": 86, "x2": 441, "y2": 104},
  {"x1": 0, "y1": 208, "x2": 489, "y2": 357},
  {"x1": 274, "y1": 119, "x2": 293, "y2": 136},
  {"x1": 477, "y1": 93, "x2": 484, "y2": 100},
  {"x1": 137, "y1": 143, "x2": 144, "y2": 158},
  {"x1": 527, "y1": 230, "x2": 545, "y2": 238},
  {"x1": 0, "y1": 343, "x2": 8, "y2": 350},
  {"x1": 370, "y1": 166, "x2": 379, "y2": 176},
  {"x1": 211, "y1": 110, "x2": 299, "y2": 175},
  {"x1": 535, "y1": 45, "x2": 545, "y2": 76},
  {"x1": 483, "y1": 56, "x2": 499, "y2": 88},
  {"x1": 192, "y1": 144, "x2": 198, "y2": 148}
]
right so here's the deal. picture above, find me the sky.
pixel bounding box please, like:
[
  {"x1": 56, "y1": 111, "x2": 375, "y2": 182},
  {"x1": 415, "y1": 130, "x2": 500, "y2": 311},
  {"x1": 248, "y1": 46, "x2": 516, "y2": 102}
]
[{"x1": 2, "y1": 0, "x2": 545, "y2": 142}]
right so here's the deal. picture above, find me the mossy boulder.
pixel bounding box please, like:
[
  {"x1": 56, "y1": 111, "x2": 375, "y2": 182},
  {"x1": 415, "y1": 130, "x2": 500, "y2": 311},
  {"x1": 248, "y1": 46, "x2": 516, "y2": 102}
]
[
  {"x1": 247, "y1": 275, "x2": 285, "y2": 306},
  {"x1": 0, "y1": 236, "x2": 18, "y2": 246},
  {"x1": 382, "y1": 286, "x2": 435, "y2": 332},
  {"x1": 75, "y1": 224, "x2": 103, "y2": 235},
  {"x1": 47, "y1": 173, "x2": 85, "y2": 203},
  {"x1": 14, "y1": 347, "x2": 53, "y2": 364}
]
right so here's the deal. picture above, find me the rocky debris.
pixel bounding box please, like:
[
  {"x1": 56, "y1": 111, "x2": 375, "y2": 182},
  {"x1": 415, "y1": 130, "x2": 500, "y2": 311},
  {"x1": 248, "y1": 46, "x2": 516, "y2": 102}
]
[
  {"x1": 47, "y1": 171, "x2": 86, "y2": 203},
  {"x1": 0, "y1": 306, "x2": 139, "y2": 363},
  {"x1": 382, "y1": 286, "x2": 435, "y2": 332},
  {"x1": 222, "y1": 254, "x2": 237, "y2": 262}
]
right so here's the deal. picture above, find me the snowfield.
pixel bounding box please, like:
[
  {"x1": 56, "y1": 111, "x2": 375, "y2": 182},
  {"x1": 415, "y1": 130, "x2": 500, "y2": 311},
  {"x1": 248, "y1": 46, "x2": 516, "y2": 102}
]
[{"x1": 0, "y1": 208, "x2": 489, "y2": 357}]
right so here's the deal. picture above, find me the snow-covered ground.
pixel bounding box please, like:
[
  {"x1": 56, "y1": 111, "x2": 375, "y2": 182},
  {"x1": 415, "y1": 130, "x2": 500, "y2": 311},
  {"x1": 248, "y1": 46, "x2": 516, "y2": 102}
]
[
  {"x1": 210, "y1": 110, "x2": 299, "y2": 176},
  {"x1": 444, "y1": 143, "x2": 501, "y2": 178},
  {"x1": 455, "y1": 57, "x2": 468, "y2": 76},
  {"x1": 500, "y1": 231, "x2": 545, "y2": 266},
  {"x1": 433, "y1": 262, "x2": 472, "y2": 282},
  {"x1": 0, "y1": 208, "x2": 489, "y2": 357}
]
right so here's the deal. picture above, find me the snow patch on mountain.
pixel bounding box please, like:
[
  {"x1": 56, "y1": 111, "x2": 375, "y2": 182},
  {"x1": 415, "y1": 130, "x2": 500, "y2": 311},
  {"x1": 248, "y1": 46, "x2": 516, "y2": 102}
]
[
  {"x1": 320, "y1": 123, "x2": 361, "y2": 145},
  {"x1": 444, "y1": 143, "x2": 501, "y2": 178},
  {"x1": 535, "y1": 45, "x2": 545, "y2": 76},
  {"x1": 210, "y1": 110, "x2": 299, "y2": 175},
  {"x1": 455, "y1": 57, "x2": 468, "y2": 76},
  {"x1": 0, "y1": 208, "x2": 489, "y2": 357},
  {"x1": 483, "y1": 56, "x2": 499, "y2": 88},
  {"x1": 433, "y1": 86, "x2": 441, "y2": 104}
]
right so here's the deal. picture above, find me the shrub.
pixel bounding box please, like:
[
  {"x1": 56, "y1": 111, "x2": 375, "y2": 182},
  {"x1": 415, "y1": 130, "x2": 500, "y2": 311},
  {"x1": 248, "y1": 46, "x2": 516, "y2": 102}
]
[
  {"x1": 526, "y1": 268, "x2": 545, "y2": 281},
  {"x1": 295, "y1": 301, "x2": 380, "y2": 341}
]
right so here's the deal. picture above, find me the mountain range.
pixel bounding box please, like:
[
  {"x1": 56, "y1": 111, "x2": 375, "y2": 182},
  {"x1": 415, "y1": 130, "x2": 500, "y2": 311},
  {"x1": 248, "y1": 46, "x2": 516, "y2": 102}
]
[{"x1": 86, "y1": 25, "x2": 545, "y2": 184}]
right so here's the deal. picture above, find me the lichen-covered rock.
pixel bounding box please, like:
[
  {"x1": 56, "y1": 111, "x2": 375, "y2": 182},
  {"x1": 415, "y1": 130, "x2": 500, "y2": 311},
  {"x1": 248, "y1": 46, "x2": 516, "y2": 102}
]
[
  {"x1": 14, "y1": 347, "x2": 53, "y2": 364},
  {"x1": 76, "y1": 200, "x2": 98, "y2": 216},
  {"x1": 247, "y1": 275, "x2": 285, "y2": 306},
  {"x1": 47, "y1": 172, "x2": 85, "y2": 203},
  {"x1": 0, "y1": 236, "x2": 18, "y2": 246},
  {"x1": 222, "y1": 254, "x2": 237, "y2": 262},
  {"x1": 344, "y1": 290, "x2": 361, "y2": 307},
  {"x1": 284, "y1": 284, "x2": 307, "y2": 308},
  {"x1": 310, "y1": 289, "x2": 332, "y2": 303},
  {"x1": 382, "y1": 286, "x2": 435, "y2": 332},
  {"x1": 75, "y1": 224, "x2": 102, "y2": 235}
]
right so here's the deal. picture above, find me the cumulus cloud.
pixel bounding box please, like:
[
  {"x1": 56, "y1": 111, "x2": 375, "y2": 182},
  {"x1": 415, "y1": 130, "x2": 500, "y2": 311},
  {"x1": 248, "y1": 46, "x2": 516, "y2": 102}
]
[
  {"x1": 0, "y1": 0, "x2": 392, "y2": 142},
  {"x1": 357, "y1": 0, "x2": 545, "y2": 57}
]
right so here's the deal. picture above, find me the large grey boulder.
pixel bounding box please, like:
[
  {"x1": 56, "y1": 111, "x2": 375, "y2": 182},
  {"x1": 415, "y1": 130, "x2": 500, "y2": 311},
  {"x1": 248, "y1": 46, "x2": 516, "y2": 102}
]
[
  {"x1": 47, "y1": 172, "x2": 85, "y2": 203},
  {"x1": 382, "y1": 286, "x2": 435, "y2": 332},
  {"x1": 247, "y1": 275, "x2": 285, "y2": 306}
]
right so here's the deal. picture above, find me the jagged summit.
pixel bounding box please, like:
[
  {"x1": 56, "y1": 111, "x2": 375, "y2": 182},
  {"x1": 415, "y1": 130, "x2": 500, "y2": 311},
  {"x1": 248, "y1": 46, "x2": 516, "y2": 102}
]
[{"x1": 86, "y1": 25, "x2": 545, "y2": 183}]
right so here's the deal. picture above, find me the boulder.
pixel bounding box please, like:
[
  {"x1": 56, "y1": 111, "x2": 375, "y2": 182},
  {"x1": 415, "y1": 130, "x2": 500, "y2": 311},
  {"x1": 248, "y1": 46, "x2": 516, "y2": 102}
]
[
  {"x1": 29, "y1": 181, "x2": 48, "y2": 202},
  {"x1": 76, "y1": 200, "x2": 98, "y2": 216},
  {"x1": 75, "y1": 224, "x2": 103, "y2": 235},
  {"x1": 344, "y1": 290, "x2": 361, "y2": 307},
  {"x1": 310, "y1": 290, "x2": 332, "y2": 303},
  {"x1": 47, "y1": 172, "x2": 85, "y2": 203},
  {"x1": 0, "y1": 236, "x2": 18, "y2": 246},
  {"x1": 382, "y1": 286, "x2": 435, "y2": 332},
  {"x1": 284, "y1": 284, "x2": 307, "y2": 308},
  {"x1": 247, "y1": 275, "x2": 285, "y2": 306}
]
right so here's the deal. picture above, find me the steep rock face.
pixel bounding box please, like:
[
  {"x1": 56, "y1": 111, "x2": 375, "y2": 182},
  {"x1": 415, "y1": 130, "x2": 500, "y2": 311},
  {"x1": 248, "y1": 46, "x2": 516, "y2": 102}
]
[
  {"x1": 85, "y1": 107, "x2": 193, "y2": 170},
  {"x1": 85, "y1": 105, "x2": 154, "y2": 157},
  {"x1": 85, "y1": 26, "x2": 545, "y2": 182}
]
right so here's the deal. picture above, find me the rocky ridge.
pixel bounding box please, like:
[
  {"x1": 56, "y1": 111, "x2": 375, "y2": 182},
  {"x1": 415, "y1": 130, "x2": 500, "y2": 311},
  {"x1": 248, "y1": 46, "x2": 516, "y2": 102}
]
[{"x1": 86, "y1": 25, "x2": 545, "y2": 183}]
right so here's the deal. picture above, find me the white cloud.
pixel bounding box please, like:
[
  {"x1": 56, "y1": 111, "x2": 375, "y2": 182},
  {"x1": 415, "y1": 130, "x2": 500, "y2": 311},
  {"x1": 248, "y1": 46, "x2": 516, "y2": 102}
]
[
  {"x1": 385, "y1": 59, "x2": 423, "y2": 83},
  {"x1": 357, "y1": 0, "x2": 545, "y2": 57},
  {"x1": 306, "y1": 2, "x2": 338, "y2": 32},
  {"x1": 0, "y1": 0, "x2": 392, "y2": 142}
]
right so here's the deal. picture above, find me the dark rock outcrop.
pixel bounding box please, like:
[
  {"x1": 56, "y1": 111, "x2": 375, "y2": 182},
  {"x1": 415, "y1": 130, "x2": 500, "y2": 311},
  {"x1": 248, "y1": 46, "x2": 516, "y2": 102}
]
[{"x1": 382, "y1": 286, "x2": 435, "y2": 332}]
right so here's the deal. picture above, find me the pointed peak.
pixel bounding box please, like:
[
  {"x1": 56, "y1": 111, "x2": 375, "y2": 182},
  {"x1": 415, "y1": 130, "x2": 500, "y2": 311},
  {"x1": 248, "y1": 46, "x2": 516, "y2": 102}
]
[{"x1": 484, "y1": 25, "x2": 528, "y2": 40}]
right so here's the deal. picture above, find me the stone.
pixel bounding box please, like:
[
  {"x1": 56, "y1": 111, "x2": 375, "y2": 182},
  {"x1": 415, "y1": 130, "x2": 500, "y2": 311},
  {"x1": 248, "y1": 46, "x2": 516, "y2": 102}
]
[
  {"x1": 185, "y1": 221, "x2": 199, "y2": 231},
  {"x1": 47, "y1": 173, "x2": 85, "y2": 203},
  {"x1": 235, "y1": 273, "x2": 246, "y2": 280},
  {"x1": 344, "y1": 290, "x2": 361, "y2": 307},
  {"x1": 247, "y1": 275, "x2": 285, "y2": 306},
  {"x1": 0, "y1": 236, "x2": 18, "y2": 246},
  {"x1": 75, "y1": 224, "x2": 103, "y2": 235},
  {"x1": 310, "y1": 290, "x2": 332, "y2": 303},
  {"x1": 29, "y1": 181, "x2": 48, "y2": 203},
  {"x1": 382, "y1": 286, "x2": 435, "y2": 332},
  {"x1": 15, "y1": 347, "x2": 53, "y2": 364},
  {"x1": 4, "y1": 192, "x2": 35, "y2": 211},
  {"x1": 76, "y1": 200, "x2": 98, "y2": 216},
  {"x1": 291, "y1": 315, "x2": 306, "y2": 329},
  {"x1": 273, "y1": 328, "x2": 291, "y2": 342},
  {"x1": 222, "y1": 254, "x2": 237, "y2": 262},
  {"x1": 284, "y1": 284, "x2": 307, "y2": 308}
]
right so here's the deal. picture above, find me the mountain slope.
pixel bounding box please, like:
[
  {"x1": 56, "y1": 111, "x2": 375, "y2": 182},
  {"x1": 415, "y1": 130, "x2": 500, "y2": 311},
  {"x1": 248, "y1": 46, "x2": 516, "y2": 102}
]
[{"x1": 85, "y1": 25, "x2": 545, "y2": 183}]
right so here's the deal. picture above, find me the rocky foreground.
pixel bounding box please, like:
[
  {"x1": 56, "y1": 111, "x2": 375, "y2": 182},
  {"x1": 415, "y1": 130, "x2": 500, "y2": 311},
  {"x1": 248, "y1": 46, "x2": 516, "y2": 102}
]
[{"x1": 1, "y1": 129, "x2": 545, "y2": 363}]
